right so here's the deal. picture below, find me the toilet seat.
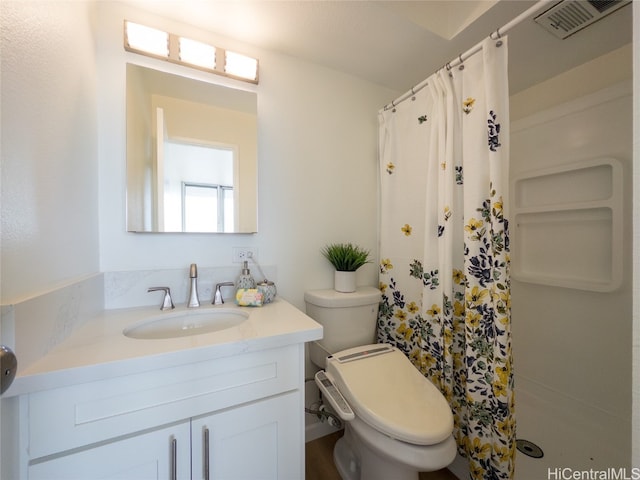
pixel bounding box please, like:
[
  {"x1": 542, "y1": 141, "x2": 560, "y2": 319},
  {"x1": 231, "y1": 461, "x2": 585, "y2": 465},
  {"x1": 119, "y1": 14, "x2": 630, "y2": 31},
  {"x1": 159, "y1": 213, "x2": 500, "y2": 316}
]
[{"x1": 326, "y1": 344, "x2": 453, "y2": 446}]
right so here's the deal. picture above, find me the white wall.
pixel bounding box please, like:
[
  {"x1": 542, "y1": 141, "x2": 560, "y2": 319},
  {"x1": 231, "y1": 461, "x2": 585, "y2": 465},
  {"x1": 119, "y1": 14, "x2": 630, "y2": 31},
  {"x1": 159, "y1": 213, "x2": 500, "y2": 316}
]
[
  {"x1": 511, "y1": 44, "x2": 632, "y2": 122},
  {"x1": 95, "y1": 3, "x2": 395, "y2": 311},
  {"x1": 0, "y1": 1, "x2": 100, "y2": 303}
]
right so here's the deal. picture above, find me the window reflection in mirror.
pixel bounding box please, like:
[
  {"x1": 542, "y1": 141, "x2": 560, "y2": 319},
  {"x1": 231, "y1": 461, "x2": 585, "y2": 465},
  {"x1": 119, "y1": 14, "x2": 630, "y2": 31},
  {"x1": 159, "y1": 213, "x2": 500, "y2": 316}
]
[
  {"x1": 163, "y1": 140, "x2": 235, "y2": 232},
  {"x1": 126, "y1": 63, "x2": 257, "y2": 233}
]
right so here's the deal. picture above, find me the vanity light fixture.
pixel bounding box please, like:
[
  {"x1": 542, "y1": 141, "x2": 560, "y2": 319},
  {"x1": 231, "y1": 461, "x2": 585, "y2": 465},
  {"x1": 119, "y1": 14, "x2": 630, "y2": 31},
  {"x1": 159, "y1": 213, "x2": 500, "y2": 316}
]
[
  {"x1": 124, "y1": 21, "x2": 169, "y2": 58},
  {"x1": 179, "y1": 37, "x2": 216, "y2": 70},
  {"x1": 124, "y1": 20, "x2": 259, "y2": 84},
  {"x1": 225, "y1": 50, "x2": 259, "y2": 81}
]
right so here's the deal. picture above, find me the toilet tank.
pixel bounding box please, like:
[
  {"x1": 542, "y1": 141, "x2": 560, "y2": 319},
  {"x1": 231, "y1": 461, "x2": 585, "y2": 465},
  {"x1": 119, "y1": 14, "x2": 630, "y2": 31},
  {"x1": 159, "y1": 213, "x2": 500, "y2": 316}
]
[{"x1": 304, "y1": 286, "x2": 381, "y2": 368}]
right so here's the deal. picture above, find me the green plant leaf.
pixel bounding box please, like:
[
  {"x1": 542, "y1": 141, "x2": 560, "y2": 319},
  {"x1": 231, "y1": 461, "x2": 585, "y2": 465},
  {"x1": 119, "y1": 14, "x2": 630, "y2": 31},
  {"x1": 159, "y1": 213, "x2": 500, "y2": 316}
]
[{"x1": 321, "y1": 243, "x2": 371, "y2": 271}]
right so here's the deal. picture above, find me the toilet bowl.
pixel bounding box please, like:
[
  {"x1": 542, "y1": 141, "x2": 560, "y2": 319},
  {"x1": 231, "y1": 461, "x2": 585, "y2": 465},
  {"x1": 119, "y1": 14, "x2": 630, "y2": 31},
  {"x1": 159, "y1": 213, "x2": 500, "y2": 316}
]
[
  {"x1": 323, "y1": 344, "x2": 456, "y2": 480},
  {"x1": 305, "y1": 285, "x2": 456, "y2": 480}
]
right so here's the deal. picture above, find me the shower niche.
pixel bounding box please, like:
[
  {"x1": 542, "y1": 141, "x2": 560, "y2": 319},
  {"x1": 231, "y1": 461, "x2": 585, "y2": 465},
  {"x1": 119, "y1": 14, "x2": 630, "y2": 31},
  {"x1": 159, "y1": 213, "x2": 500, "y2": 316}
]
[{"x1": 511, "y1": 157, "x2": 622, "y2": 292}]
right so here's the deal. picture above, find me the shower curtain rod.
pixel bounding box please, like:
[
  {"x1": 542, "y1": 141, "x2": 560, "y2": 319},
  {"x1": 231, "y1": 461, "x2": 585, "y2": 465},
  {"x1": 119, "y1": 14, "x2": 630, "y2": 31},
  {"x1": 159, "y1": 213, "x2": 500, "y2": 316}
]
[{"x1": 383, "y1": 0, "x2": 555, "y2": 111}]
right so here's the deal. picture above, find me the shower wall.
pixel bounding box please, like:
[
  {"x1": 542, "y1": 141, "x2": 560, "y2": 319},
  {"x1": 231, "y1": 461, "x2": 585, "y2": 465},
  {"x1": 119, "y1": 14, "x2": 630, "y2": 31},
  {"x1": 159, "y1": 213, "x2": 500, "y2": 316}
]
[{"x1": 509, "y1": 47, "x2": 632, "y2": 478}]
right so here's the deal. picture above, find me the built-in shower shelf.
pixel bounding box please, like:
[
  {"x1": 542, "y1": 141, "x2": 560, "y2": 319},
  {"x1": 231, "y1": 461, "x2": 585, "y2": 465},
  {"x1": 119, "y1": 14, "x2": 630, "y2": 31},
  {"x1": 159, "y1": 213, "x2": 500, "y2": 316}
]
[{"x1": 511, "y1": 158, "x2": 622, "y2": 292}]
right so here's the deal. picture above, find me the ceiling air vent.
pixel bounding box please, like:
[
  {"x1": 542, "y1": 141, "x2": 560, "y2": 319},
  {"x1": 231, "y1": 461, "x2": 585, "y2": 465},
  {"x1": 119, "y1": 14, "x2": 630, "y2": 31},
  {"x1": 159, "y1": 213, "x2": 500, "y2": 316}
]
[{"x1": 534, "y1": 0, "x2": 630, "y2": 39}]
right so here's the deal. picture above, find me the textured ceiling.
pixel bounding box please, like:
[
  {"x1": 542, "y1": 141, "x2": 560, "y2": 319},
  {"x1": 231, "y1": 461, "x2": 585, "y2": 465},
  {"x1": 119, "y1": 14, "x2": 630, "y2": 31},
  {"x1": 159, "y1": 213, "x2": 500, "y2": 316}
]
[{"x1": 124, "y1": 0, "x2": 632, "y2": 96}]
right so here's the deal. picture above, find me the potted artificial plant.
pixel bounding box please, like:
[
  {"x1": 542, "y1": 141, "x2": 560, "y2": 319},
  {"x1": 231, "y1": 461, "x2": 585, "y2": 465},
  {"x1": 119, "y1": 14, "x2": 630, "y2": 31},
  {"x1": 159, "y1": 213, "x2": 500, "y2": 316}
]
[{"x1": 321, "y1": 242, "x2": 371, "y2": 293}]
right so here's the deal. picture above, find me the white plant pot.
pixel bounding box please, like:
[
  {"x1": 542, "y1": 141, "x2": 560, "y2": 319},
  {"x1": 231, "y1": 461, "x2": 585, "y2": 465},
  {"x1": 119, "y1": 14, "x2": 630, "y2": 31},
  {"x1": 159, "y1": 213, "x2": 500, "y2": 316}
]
[{"x1": 334, "y1": 271, "x2": 356, "y2": 293}]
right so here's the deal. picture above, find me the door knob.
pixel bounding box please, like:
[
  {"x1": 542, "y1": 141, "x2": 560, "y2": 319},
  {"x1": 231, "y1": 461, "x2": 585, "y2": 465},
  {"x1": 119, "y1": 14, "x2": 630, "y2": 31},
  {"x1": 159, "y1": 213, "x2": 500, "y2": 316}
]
[{"x1": 0, "y1": 345, "x2": 17, "y2": 394}]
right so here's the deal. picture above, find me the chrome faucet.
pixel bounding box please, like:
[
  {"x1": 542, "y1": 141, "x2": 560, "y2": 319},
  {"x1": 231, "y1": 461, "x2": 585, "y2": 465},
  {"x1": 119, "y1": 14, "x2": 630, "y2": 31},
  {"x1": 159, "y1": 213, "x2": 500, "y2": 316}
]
[
  {"x1": 148, "y1": 287, "x2": 175, "y2": 311},
  {"x1": 213, "y1": 282, "x2": 235, "y2": 305},
  {"x1": 187, "y1": 263, "x2": 200, "y2": 308}
]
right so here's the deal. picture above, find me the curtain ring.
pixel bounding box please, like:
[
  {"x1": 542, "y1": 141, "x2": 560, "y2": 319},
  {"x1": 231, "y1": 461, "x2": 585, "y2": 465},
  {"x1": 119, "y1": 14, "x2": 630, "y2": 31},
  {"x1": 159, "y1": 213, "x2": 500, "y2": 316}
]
[
  {"x1": 411, "y1": 87, "x2": 416, "y2": 101},
  {"x1": 458, "y1": 54, "x2": 464, "y2": 71},
  {"x1": 445, "y1": 62, "x2": 452, "y2": 71},
  {"x1": 494, "y1": 27, "x2": 504, "y2": 47}
]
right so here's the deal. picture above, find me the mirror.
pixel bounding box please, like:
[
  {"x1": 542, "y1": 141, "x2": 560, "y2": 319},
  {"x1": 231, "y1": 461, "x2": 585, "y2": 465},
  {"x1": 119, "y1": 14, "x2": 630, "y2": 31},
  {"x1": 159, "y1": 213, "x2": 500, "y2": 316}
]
[{"x1": 126, "y1": 63, "x2": 257, "y2": 233}]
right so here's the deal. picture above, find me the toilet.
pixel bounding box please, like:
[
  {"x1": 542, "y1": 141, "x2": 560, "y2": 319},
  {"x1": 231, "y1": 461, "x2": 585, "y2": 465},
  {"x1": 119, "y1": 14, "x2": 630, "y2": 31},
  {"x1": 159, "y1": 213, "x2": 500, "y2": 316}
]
[{"x1": 305, "y1": 287, "x2": 457, "y2": 480}]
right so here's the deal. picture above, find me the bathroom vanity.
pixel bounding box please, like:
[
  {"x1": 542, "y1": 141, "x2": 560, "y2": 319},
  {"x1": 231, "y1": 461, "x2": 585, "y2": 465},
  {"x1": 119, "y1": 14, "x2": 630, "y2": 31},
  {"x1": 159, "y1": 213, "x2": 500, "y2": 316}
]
[{"x1": 2, "y1": 298, "x2": 322, "y2": 479}]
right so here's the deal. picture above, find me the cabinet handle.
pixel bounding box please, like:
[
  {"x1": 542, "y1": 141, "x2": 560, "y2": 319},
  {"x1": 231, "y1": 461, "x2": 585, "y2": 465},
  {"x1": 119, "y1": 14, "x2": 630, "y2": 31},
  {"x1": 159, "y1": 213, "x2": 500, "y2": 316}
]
[
  {"x1": 204, "y1": 427, "x2": 210, "y2": 480},
  {"x1": 171, "y1": 437, "x2": 177, "y2": 480}
]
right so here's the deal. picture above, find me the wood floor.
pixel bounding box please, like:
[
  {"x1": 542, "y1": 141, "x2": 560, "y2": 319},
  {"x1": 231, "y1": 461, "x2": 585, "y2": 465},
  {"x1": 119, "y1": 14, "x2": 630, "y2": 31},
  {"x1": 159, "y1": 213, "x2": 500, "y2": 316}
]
[{"x1": 305, "y1": 431, "x2": 458, "y2": 480}]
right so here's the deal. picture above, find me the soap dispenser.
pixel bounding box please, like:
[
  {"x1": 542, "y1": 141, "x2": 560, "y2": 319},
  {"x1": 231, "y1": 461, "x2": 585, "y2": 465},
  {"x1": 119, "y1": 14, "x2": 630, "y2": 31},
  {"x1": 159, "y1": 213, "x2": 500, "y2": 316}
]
[{"x1": 236, "y1": 261, "x2": 256, "y2": 290}]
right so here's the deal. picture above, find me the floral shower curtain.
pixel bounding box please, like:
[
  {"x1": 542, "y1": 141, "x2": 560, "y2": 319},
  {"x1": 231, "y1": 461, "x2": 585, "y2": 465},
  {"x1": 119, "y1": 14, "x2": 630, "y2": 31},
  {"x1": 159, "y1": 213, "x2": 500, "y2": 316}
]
[{"x1": 378, "y1": 38, "x2": 516, "y2": 479}]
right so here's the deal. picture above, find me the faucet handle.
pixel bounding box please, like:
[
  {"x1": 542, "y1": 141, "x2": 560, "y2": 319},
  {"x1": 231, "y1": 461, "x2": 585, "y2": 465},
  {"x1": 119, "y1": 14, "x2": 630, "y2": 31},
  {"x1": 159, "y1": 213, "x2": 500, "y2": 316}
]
[
  {"x1": 148, "y1": 287, "x2": 175, "y2": 310},
  {"x1": 213, "y1": 282, "x2": 235, "y2": 305}
]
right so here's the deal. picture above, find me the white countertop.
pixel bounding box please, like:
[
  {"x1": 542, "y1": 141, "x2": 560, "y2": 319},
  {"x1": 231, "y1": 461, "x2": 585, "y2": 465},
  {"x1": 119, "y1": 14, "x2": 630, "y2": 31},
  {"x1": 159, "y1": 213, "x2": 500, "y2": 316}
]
[{"x1": 8, "y1": 298, "x2": 322, "y2": 397}]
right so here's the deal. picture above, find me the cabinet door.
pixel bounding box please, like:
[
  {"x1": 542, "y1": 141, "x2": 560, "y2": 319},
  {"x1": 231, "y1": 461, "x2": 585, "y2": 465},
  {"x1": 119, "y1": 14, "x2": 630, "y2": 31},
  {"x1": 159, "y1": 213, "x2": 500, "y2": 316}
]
[
  {"x1": 28, "y1": 421, "x2": 191, "y2": 480},
  {"x1": 192, "y1": 391, "x2": 302, "y2": 480}
]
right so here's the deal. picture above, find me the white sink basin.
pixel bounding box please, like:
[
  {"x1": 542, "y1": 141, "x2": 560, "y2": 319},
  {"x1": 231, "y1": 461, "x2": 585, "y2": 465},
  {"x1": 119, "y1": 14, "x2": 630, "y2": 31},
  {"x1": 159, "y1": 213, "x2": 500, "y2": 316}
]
[{"x1": 123, "y1": 308, "x2": 249, "y2": 339}]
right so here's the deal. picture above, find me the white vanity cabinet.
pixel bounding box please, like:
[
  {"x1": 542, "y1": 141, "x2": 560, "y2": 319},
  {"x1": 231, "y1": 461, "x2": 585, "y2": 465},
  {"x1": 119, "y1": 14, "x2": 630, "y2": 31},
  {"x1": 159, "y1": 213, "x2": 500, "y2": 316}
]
[
  {"x1": 15, "y1": 344, "x2": 306, "y2": 480},
  {"x1": 191, "y1": 391, "x2": 300, "y2": 480},
  {"x1": 28, "y1": 421, "x2": 192, "y2": 479},
  {"x1": 28, "y1": 392, "x2": 300, "y2": 480}
]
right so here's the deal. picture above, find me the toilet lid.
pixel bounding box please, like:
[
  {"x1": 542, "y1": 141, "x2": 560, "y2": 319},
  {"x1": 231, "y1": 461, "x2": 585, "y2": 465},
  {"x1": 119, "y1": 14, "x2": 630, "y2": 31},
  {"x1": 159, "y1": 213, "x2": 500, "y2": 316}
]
[{"x1": 326, "y1": 344, "x2": 453, "y2": 446}]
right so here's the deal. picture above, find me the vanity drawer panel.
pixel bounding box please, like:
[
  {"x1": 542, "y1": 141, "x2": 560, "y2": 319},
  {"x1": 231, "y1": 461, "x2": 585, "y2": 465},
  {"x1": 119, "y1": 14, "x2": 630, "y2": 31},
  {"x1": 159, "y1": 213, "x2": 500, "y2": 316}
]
[{"x1": 27, "y1": 345, "x2": 301, "y2": 459}]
